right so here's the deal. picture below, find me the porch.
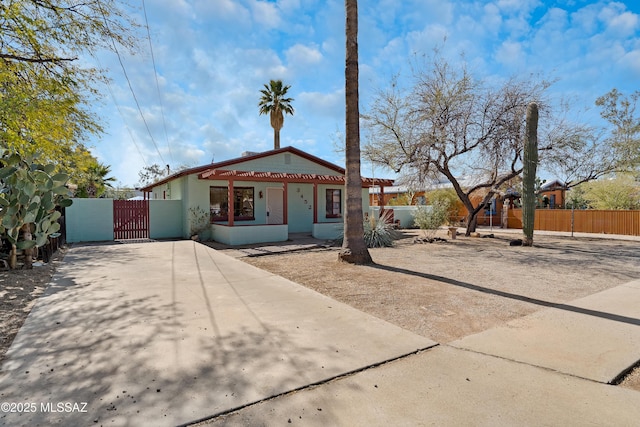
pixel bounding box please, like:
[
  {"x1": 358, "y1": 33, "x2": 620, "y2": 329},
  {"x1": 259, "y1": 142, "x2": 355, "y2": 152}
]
[{"x1": 209, "y1": 222, "x2": 344, "y2": 246}]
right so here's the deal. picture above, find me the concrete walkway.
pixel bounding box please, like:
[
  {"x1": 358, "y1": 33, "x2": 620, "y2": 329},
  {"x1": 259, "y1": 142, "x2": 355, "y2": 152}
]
[
  {"x1": 0, "y1": 241, "x2": 435, "y2": 426},
  {"x1": 207, "y1": 280, "x2": 640, "y2": 426},
  {"x1": 1, "y1": 240, "x2": 639, "y2": 426}
]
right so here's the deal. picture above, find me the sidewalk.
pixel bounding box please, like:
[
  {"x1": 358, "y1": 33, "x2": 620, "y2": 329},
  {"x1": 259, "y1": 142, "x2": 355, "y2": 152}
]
[
  {"x1": 474, "y1": 225, "x2": 640, "y2": 242},
  {"x1": 205, "y1": 280, "x2": 640, "y2": 426}
]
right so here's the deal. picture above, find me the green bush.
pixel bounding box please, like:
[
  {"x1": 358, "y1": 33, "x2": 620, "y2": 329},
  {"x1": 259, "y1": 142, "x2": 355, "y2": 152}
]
[
  {"x1": 413, "y1": 201, "x2": 450, "y2": 238},
  {"x1": 426, "y1": 189, "x2": 462, "y2": 224}
]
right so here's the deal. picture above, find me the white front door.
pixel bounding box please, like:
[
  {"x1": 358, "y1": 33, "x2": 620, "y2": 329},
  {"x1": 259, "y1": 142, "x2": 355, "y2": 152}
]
[{"x1": 266, "y1": 187, "x2": 284, "y2": 224}]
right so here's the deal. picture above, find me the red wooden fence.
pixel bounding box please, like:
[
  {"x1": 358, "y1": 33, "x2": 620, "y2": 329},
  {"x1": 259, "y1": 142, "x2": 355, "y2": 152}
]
[{"x1": 113, "y1": 200, "x2": 150, "y2": 239}]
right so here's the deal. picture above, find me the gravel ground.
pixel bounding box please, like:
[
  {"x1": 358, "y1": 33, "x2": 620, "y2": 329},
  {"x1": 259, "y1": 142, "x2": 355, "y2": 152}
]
[{"x1": 239, "y1": 229, "x2": 640, "y2": 391}]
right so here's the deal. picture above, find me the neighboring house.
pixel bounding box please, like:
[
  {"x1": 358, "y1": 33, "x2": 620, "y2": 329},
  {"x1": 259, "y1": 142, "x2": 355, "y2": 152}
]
[
  {"x1": 538, "y1": 179, "x2": 567, "y2": 208},
  {"x1": 370, "y1": 177, "x2": 568, "y2": 227},
  {"x1": 369, "y1": 185, "x2": 426, "y2": 206},
  {"x1": 140, "y1": 146, "x2": 393, "y2": 245}
]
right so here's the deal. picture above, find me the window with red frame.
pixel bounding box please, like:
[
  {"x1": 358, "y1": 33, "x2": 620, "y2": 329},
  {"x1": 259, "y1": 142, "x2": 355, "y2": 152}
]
[
  {"x1": 325, "y1": 189, "x2": 342, "y2": 218},
  {"x1": 210, "y1": 186, "x2": 255, "y2": 221}
]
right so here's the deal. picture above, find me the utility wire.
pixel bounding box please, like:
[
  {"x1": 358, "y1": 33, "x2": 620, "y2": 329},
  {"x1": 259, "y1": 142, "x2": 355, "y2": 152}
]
[
  {"x1": 94, "y1": 54, "x2": 149, "y2": 170},
  {"x1": 142, "y1": 0, "x2": 173, "y2": 163},
  {"x1": 104, "y1": 76, "x2": 149, "y2": 169},
  {"x1": 96, "y1": 0, "x2": 166, "y2": 165}
]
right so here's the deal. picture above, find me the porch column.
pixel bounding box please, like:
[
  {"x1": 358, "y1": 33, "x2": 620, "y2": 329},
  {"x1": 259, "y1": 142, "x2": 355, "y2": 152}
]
[
  {"x1": 283, "y1": 181, "x2": 288, "y2": 225},
  {"x1": 228, "y1": 179, "x2": 234, "y2": 227},
  {"x1": 313, "y1": 183, "x2": 318, "y2": 223}
]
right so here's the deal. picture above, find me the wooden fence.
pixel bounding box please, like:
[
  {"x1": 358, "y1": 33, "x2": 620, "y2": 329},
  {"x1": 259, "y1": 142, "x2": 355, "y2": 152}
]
[
  {"x1": 507, "y1": 208, "x2": 640, "y2": 236},
  {"x1": 113, "y1": 200, "x2": 150, "y2": 240}
]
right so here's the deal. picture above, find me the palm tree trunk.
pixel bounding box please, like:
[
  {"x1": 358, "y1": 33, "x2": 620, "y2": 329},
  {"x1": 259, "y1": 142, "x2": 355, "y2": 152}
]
[
  {"x1": 274, "y1": 128, "x2": 280, "y2": 150},
  {"x1": 339, "y1": 0, "x2": 372, "y2": 265}
]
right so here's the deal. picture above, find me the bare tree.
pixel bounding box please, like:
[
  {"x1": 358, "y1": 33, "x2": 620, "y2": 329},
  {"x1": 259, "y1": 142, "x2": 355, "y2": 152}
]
[
  {"x1": 363, "y1": 53, "x2": 596, "y2": 236},
  {"x1": 339, "y1": 0, "x2": 372, "y2": 264}
]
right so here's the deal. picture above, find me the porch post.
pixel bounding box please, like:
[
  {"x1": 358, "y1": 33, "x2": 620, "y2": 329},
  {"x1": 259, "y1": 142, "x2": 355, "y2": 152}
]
[
  {"x1": 228, "y1": 179, "x2": 234, "y2": 227},
  {"x1": 283, "y1": 181, "x2": 288, "y2": 225},
  {"x1": 313, "y1": 183, "x2": 318, "y2": 223}
]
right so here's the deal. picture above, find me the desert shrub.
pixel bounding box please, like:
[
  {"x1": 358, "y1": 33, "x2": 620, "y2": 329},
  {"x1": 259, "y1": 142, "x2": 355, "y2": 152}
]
[
  {"x1": 364, "y1": 210, "x2": 400, "y2": 247},
  {"x1": 337, "y1": 210, "x2": 399, "y2": 248},
  {"x1": 413, "y1": 201, "x2": 450, "y2": 239},
  {"x1": 188, "y1": 206, "x2": 210, "y2": 238},
  {"x1": 387, "y1": 195, "x2": 409, "y2": 206},
  {"x1": 426, "y1": 189, "x2": 462, "y2": 224}
]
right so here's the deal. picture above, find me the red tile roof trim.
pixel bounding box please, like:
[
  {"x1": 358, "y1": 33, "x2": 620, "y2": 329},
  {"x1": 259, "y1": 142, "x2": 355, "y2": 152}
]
[
  {"x1": 198, "y1": 168, "x2": 393, "y2": 187},
  {"x1": 140, "y1": 146, "x2": 393, "y2": 191}
]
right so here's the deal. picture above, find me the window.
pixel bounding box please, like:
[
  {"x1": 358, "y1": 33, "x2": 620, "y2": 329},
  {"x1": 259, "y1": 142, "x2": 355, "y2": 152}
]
[
  {"x1": 210, "y1": 186, "x2": 255, "y2": 221},
  {"x1": 325, "y1": 189, "x2": 342, "y2": 218}
]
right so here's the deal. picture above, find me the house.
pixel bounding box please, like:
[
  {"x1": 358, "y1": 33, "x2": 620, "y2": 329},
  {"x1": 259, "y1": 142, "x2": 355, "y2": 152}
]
[
  {"x1": 140, "y1": 146, "x2": 393, "y2": 245},
  {"x1": 539, "y1": 179, "x2": 567, "y2": 208}
]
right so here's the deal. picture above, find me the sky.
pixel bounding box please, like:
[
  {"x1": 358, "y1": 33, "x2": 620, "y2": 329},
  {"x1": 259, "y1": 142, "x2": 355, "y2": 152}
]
[{"x1": 87, "y1": 0, "x2": 640, "y2": 187}]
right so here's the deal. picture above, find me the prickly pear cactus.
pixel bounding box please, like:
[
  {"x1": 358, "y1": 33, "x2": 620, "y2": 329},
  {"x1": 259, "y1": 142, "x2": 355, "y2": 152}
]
[
  {"x1": 522, "y1": 102, "x2": 539, "y2": 247},
  {"x1": 0, "y1": 150, "x2": 73, "y2": 268}
]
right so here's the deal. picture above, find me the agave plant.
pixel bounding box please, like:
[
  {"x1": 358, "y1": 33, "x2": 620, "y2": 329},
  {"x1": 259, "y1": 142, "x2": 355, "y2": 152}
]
[
  {"x1": 335, "y1": 209, "x2": 399, "y2": 248},
  {"x1": 363, "y1": 210, "x2": 399, "y2": 248}
]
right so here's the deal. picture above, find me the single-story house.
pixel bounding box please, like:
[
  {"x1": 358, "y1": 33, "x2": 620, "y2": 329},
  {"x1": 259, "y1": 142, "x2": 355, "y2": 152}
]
[{"x1": 140, "y1": 146, "x2": 394, "y2": 245}]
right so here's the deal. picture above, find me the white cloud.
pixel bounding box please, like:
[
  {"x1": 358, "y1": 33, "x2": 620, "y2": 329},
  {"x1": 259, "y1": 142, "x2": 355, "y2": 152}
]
[
  {"x1": 619, "y1": 48, "x2": 640, "y2": 74},
  {"x1": 285, "y1": 44, "x2": 323, "y2": 67},
  {"x1": 85, "y1": 0, "x2": 640, "y2": 186},
  {"x1": 251, "y1": 0, "x2": 282, "y2": 29},
  {"x1": 494, "y1": 40, "x2": 524, "y2": 68},
  {"x1": 298, "y1": 90, "x2": 343, "y2": 119},
  {"x1": 603, "y1": 10, "x2": 639, "y2": 37},
  {"x1": 193, "y1": 0, "x2": 251, "y2": 23}
]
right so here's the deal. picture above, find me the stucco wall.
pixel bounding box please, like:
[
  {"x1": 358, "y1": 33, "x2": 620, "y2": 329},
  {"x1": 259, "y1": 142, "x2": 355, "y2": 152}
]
[
  {"x1": 149, "y1": 200, "x2": 183, "y2": 239},
  {"x1": 219, "y1": 152, "x2": 342, "y2": 175},
  {"x1": 66, "y1": 198, "x2": 114, "y2": 243}
]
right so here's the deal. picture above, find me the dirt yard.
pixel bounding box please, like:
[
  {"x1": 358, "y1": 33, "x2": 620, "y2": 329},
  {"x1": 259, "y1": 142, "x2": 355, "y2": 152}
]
[
  {"x1": 1, "y1": 231, "x2": 639, "y2": 392},
  {"x1": 0, "y1": 248, "x2": 66, "y2": 364},
  {"x1": 238, "y1": 229, "x2": 640, "y2": 391}
]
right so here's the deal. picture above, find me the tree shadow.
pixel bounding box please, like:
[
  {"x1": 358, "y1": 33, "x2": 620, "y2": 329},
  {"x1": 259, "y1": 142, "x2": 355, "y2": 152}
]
[
  {"x1": 1, "y1": 241, "x2": 394, "y2": 426},
  {"x1": 370, "y1": 263, "x2": 640, "y2": 327}
]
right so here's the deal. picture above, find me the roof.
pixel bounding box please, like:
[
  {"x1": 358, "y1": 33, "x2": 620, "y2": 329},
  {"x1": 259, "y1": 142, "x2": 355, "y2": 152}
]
[
  {"x1": 540, "y1": 179, "x2": 568, "y2": 191},
  {"x1": 199, "y1": 169, "x2": 392, "y2": 187},
  {"x1": 140, "y1": 146, "x2": 392, "y2": 191}
]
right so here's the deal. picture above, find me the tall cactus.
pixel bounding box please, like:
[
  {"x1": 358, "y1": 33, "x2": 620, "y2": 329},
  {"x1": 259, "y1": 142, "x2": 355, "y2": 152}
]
[{"x1": 522, "y1": 102, "x2": 539, "y2": 246}]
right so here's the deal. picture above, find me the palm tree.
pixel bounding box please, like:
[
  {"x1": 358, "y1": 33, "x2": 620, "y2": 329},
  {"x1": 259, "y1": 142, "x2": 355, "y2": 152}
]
[
  {"x1": 83, "y1": 162, "x2": 116, "y2": 198},
  {"x1": 258, "y1": 79, "x2": 294, "y2": 149},
  {"x1": 339, "y1": 0, "x2": 372, "y2": 264}
]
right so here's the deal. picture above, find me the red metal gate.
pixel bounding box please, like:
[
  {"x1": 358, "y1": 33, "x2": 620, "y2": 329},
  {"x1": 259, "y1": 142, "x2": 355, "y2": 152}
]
[{"x1": 113, "y1": 200, "x2": 150, "y2": 240}]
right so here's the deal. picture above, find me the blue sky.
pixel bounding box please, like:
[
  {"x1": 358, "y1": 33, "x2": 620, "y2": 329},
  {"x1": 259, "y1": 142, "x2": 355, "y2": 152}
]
[{"x1": 88, "y1": 0, "x2": 640, "y2": 187}]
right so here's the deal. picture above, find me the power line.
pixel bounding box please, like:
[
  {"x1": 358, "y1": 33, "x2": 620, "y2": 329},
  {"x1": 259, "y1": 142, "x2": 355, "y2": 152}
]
[
  {"x1": 96, "y1": 0, "x2": 166, "y2": 165},
  {"x1": 142, "y1": 0, "x2": 173, "y2": 163},
  {"x1": 104, "y1": 76, "x2": 149, "y2": 169},
  {"x1": 94, "y1": 54, "x2": 149, "y2": 169}
]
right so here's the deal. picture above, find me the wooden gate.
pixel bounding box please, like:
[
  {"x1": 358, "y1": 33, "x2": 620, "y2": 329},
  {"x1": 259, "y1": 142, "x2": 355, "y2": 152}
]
[{"x1": 113, "y1": 200, "x2": 150, "y2": 240}]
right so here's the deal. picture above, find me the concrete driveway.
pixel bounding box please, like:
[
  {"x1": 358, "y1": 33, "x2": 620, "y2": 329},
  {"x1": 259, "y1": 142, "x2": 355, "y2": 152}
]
[
  {"x1": 2, "y1": 240, "x2": 640, "y2": 426},
  {"x1": 0, "y1": 241, "x2": 435, "y2": 426}
]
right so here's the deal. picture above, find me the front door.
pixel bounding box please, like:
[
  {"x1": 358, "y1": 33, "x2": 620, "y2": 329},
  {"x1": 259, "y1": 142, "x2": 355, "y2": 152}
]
[{"x1": 266, "y1": 187, "x2": 284, "y2": 224}]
